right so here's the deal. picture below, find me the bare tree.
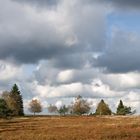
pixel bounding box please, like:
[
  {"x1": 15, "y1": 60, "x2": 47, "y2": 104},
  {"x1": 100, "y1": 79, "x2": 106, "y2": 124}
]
[{"x1": 29, "y1": 99, "x2": 42, "y2": 116}]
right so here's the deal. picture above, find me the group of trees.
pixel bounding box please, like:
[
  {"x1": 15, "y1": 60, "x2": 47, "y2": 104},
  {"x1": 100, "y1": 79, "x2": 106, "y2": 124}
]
[
  {"x1": 46, "y1": 96, "x2": 134, "y2": 116},
  {"x1": 48, "y1": 104, "x2": 69, "y2": 116},
  {"x1": 47, "y1": 95, "x2": 91, "y2": 116},
  {"x1": 0, "y1": 84, "x2": 24, "y2": 118},
  {"x1": 0, "y1": 84, "x2": 135, "y2": 117}
]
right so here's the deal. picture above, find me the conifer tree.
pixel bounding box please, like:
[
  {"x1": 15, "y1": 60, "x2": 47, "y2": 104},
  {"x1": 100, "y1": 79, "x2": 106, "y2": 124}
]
[
  {"x1": 95, "y1": 99, "x2": 111, "y2": 115},
  {"x1": 116, "y1": 100, "x2": 132, "y2": 115},
  {"x1": 117, "y1": 100, "x2": 124, "y2": 115},
  {"x1": 10, "y1": 84, "x2": 24, "y2": 116}
]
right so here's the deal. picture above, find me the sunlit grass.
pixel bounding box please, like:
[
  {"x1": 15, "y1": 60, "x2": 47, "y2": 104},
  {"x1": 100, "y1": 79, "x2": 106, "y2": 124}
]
[{"x1": 0, "y1": 116, "x2": 140, "y2": 140}]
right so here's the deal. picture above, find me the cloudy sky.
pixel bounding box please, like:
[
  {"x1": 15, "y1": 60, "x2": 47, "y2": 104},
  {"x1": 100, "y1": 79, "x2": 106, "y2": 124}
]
[{"x1": 0, "y1": 0, "x2": 140, "y2": 114}]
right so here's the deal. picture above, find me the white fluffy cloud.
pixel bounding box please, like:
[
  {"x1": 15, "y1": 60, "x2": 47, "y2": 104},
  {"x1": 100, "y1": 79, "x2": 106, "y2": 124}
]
[
  {"x1": 55, "y1": 100, "x2": 63, "y2": 109},
  {"x1": 57, "y1": 70, "x2": 74, "y2": 83},
  {"x1": 100, "y1": 72, "x2": 140, "y2": 90},
  {"x1": 0, "y1": 60, "x2": 22, "y2": 80},
  {"x1": 30, "y1": 78, "x2": 124, "y2": 98}
]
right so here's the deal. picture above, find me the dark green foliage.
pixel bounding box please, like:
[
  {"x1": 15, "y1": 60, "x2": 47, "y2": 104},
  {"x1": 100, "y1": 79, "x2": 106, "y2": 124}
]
[
  {"x1": 117, "y1": 100, "x2": 124, "y2": 113},
  {"x1": 0, "y1": 98, "x2": 12, "y2": 118},
  {"x1": 11, "y1": 84, "x2": 20, "y2": 95},
  {"x1": 116, "y1": 100, "x2": 132, "y2": 115},
  {"x1": 95, "y1": 99, "x2": 112, "y2": 115},
  {"x1": 57, "y1": 105, "x2": 68, "y2": 116},
  {"x1": 10, "y1": 84, "x2": 24, "y2": 116}
]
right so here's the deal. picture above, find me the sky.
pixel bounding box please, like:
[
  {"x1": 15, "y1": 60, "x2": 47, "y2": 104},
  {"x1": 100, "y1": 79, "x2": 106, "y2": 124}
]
[{"x1": 0, "y1": 0, "x2": 140, "y2": 114}]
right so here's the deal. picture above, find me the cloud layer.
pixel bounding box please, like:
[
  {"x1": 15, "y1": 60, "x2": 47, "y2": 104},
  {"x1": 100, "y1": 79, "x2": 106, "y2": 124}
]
[
  {"x1": 0, "y1": 0, "x2": 106, "y2": 65},
  {"x1": 0, "y1": 0, "x2": 140, "y2": 114}
]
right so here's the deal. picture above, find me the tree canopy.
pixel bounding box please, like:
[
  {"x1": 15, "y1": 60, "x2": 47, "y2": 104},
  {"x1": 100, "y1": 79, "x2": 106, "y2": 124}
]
[
  {"x1": 72, "y1": 96, "x2": 91, "y2": 115},
  {"x1": 29, "y1": 99, "x2": 42, "y2": 115},
  {"x1": 95, "y1": 99, "x2": 112, "y2": 115}
]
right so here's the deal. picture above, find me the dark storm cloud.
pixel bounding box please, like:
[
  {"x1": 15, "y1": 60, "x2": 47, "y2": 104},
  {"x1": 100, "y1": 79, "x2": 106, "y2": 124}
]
[
  {"x1": 0, "y1": 0, "x2": 106, "y2": 66},
  {"x1": 50, "y1": 52, "x2": 93, "y2": 69},
  {"x1": 13, "y1": 0, "x2": 140, "y2": 8},
  {"x1": 0, "y1": 0, "x2": 74, "y2": 64},
  {"x1": 110, "y1": 0, "x2": 140, "y2": 8},
  {"x1": 0, "y1": 41, "x2": 75, "y2": 64},
  {"x1": 95, "y1": 31, "x2": 140, "y2": 73},
  {"x1": 12, "y1": 0, "x2": 59, "y2": 8},
  {"x1": 94, "y1": 0, "x2": 140, "y2": 9},
  {"x1": 2, "y1": 0, "x2": 140, "y2": 72}
]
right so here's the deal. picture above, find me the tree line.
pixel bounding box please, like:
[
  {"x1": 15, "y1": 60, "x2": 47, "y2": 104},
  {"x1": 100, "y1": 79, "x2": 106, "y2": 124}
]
[
  {"x1": 0, "y1": 84, "x2": 135, "y2": 118},
  {"x1": 29, "y1": 95, "x2": 135, "y2": 116}
]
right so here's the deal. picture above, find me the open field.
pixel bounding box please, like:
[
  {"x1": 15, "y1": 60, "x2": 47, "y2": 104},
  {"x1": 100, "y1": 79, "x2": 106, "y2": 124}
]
[{"x1": 0, "y1": 116, "x2": 140, "y2": 140}]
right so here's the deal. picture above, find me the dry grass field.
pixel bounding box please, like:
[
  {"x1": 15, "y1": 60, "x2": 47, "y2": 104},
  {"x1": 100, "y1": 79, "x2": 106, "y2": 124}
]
[{"x1": 0, "y1": 116, "x2": 140, "y2": 140}]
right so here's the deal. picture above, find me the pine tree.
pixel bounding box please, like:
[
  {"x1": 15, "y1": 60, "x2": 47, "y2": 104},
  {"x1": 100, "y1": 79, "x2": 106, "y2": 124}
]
[
  {"x1": 10, "y1": 84, "x2": 24, "y2": 116},
  {"x1": 95, "y1": 99, "x2": 112, "y2": 115},
  {"x1": 116, "y1": 100, "x2": 132, "y2": 115},
  {"x1": 117, "y1": 100, "x2": 124, "y2": 115}
]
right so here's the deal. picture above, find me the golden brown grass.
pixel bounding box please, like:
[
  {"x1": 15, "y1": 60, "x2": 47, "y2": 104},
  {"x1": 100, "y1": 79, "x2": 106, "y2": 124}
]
[{"x1": 0, "y1": 116, "x2": 140, "y2": 140}]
